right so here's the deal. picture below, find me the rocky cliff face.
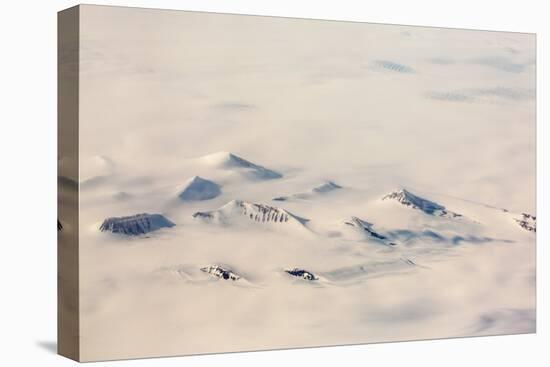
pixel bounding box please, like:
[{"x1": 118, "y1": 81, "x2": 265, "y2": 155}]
[{"x1": 100, "y1": 213, "x2": 175, "y2": 235}]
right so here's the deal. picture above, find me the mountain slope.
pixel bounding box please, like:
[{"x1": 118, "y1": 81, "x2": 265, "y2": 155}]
[{"x1": 178, "y1": 176, "x2": 221, "y2": 201}]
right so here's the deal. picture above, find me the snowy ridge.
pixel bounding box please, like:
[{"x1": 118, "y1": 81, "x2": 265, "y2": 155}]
[
  {"x1": 344, "y1": 216, "x2": 397, "y2": 246},
  {"x1": 201, "y1": 151, "x2": 282, "y2": 180},
  {"x1": 99, "y1": 213, "x2": 175, "y2": 235},
  {"x1": 192, "y1": 199, "x2": 309, "y2": 228},
  {"x1": 382, "y1": 189, "x2": 463, "y2": 218},
  {"x1": 273, "y1": 181, "x2": 342, "y2": 201}
]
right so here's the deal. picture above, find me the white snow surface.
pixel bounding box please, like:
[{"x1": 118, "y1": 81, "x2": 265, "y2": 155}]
[{"x1": 70, "y1": 7, "x2": 536, "y2": 361}]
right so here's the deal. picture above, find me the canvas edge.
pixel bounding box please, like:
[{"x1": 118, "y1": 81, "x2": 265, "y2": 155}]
[
  {"x1": 54, "y1": 4, "x2": 537, "y2": 362},
  {"x1": 57, "y1": 4, "x2": 81, "y2": 362}
]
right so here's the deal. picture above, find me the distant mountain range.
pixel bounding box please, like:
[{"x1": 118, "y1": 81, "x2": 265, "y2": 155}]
[{"x1": 90, "y1": 152, "x2": 534, "y2": 284}]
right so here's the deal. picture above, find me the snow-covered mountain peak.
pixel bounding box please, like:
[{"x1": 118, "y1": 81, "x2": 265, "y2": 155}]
[
  {"x1": 178, "y1": 176, "x2": 221, "y2": 201},
  {"x1": 200, "y1": 151, "x2": 282, "y2": 180},
  {"x1": 200, "y1": 151, "x2": 234, "y2": 165}
]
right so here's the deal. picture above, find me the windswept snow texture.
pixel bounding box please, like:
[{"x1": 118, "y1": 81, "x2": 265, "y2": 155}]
[
  {"x1": 178, "y1": 176, "x2": 221, "y2": 201},
  {"x1": 274, "y1": 181, "x2": 342, "y2": 201},
  {"x1": 383, "y1": 189, "x2": 462, "y2": 218},
  {"x1": 371, "y1": 60, "x2": 415, "y2": 73},
  {"x1": 202, "y1": 151, "x2": 282, "y2": 180},
  {"x1": 99, "y1": 213, "x2": 175, "y2": 235},
  {"x1": 322, "y1": 258, "x2": 416, "y2": 282},
  {"x1": 76, "y1": 8, "x2": 535, "y2": 362}
]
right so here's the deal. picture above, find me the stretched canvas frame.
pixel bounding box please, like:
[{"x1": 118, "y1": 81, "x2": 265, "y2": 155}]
[{"x1": 58, "y1": 4, "x2": 536, "y2": 362}]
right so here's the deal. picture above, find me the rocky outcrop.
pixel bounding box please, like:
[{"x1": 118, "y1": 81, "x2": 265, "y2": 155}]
[
  {"x1": 100, "y1": 213, "x2": 175, "y2": 235},
  {"x1": 515, "y1": 213, "x2": 536, "y2": 233},
  {"x1": 285, "y1": 268, "x2": 318, "y2": 281},
  {"x1": 201, "y1": 265, "x2": 241, "y2": 281}
]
